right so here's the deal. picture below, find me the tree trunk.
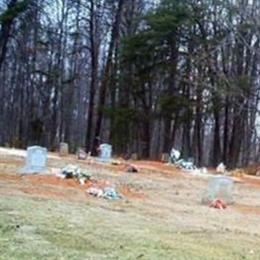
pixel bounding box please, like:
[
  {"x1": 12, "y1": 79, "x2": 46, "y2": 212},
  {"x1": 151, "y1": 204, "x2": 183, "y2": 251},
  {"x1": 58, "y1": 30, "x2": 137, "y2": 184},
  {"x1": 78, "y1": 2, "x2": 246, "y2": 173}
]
[
  {"x1": 0, "y1": 0, "x2": 18, "y2": 69},
  {"x1": 86, "y1": 0, "x2": 99, "y2": 153},
  {"x1": 92, "y1": 0, "x2": 124, "y2": 154}
]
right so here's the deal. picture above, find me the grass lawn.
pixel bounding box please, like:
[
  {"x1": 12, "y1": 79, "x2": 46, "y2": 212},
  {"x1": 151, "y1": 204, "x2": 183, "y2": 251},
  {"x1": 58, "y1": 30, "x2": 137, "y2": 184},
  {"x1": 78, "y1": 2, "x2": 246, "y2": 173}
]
[{"x1": 1, "y1": 194, "x2": 260, "y2": 260}]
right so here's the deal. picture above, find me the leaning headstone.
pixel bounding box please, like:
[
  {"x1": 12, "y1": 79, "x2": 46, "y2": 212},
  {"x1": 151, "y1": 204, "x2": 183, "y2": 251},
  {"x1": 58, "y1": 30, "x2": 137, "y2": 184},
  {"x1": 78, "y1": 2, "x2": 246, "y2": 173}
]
[
  {"x1": 59, "y1": 142, "x2": 69, "y2": 156},
  {"x1": 98, "y1": 143, "x2": 112, "y2": 162},
  {"x1": 20, "y1": 146, "x2": 47, "y2": 174},
  {"x1": 77, "y1": 148, "x2": 87, "y2": 160}
]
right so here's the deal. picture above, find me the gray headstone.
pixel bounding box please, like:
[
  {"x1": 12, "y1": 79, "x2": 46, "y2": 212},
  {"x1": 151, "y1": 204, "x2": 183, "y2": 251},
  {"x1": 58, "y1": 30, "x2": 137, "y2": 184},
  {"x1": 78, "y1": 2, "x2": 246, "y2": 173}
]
[
  {"x1": 131, "y1": 153, "x2": 138, "y2": 160},
  {"x1": 202, "y1": 176, "x2": 234, "y2": 204},
  {"x1": 59, "y1": 142, "x2": 69, "y2": 156},
  {"x1": 161, "y1": 153, "x2": 169, "y2": 162},
  {"x1": 77, "y1": 148, "x2": 87, "y2": 160},
  {"x1": 98, "y1": 143, "x2": 112, "y2": 162},
  {"x1": 20, "y1": 146, "x2": 47, "y2": 174}
]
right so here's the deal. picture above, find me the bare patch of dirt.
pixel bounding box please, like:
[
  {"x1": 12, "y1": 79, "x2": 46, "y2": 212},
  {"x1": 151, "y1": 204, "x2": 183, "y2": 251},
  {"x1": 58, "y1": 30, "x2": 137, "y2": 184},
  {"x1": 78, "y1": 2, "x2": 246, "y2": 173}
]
[
  {"x1": 119, "y1": 185, "x2": 146, "y2": 199},
  {"x1": 242, "y1": 175, "x2": 260, "y2": 187},
  {"x1": 0, "y1": 170, "x2": 147, "y2": 202},
  {"x1": 233, "y1": 204, "x2": 260, "y2": 215},
  {"x1": 0, "y1": 174, "x2": 21, "y2": 181},
  {"x1": 23, "y1": 175, "x2": 90, "y2": 190},
  {"x1": 0, "y1": 173, "x2": 95, "y2": 200}
]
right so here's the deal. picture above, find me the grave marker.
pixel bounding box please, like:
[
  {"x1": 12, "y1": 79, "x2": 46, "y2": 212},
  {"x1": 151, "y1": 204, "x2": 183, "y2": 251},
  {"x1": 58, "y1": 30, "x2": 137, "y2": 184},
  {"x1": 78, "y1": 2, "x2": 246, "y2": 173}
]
[
  {"x1": 98, "y1": 143, "x2": 112, "y2": 162},
  {"x1": 20, "y1": 146, "x2": 47, "y2": 174},
  {"x1": 59, "y1": 142, "x2": 69, "y2": 156}
]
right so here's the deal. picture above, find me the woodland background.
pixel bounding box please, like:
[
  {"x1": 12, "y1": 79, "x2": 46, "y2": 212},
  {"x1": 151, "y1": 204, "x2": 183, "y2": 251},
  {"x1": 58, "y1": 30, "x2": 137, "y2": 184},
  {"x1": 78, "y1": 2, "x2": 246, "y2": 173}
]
[{"x1": 0, "y1": 0, "x2": 259, "y2": 168}]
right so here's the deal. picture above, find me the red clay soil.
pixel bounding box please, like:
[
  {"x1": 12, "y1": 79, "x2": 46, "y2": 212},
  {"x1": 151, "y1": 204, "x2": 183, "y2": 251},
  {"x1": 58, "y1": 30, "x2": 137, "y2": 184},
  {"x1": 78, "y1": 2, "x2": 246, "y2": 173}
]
[
  {"x1": 0, "y1": 173, "x2": 94, "y2": 200},
  {"x1": 81, "y1": 159, "x2": 181, "y2": 176},
  {"x1": 20, "y1": 176, "x2": 145, "y2": 200},
  {"x1": 23, "y1": 175, "x2": 92, "y2": 190},
  {"x1": 241, "y1": 176, "x2": 260, "y2": 187},
  {"x1": 0, "y1": 173, "x2": 145, "y2": 201},
  {"x1": 23, "y1": 175, "x2": 118, "y2": 190},
  {"x1": 233, "y1": 204, "x2": 260, "y2": 215},
  {"x1": 1, "y1": 157, "x2": 260, "y2": 202},
  {"x1": 132, "y1": 161, "x2": 182, "y2": 177},
  {"x1": 0, "y1": 174, "x2": 21, "y2": 181},
  {"x1": 119, "y1": 185, "x2": 146, "y2": 199}
]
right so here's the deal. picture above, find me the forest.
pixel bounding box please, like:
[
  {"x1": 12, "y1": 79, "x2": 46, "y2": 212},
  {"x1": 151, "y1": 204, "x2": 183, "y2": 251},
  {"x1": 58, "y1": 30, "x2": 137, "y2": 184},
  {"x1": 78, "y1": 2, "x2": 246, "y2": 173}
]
[{"x1": 0, "y1": 0, "x2": 259, "y2": 168}]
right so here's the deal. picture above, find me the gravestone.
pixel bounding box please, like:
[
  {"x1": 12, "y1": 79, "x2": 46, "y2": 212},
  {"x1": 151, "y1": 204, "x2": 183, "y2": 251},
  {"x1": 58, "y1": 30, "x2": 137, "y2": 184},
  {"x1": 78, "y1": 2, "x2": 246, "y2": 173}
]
[
  {"x1": 202, "y1": 176, "x2": 234, "y2": 204},
  {"x1": 131, "y1": 153, "x2": 138, "y2": 160},
  {"x1": 161, "y1": 153, "x2": 169, "y2": 162},
  {"x1": 169, "y1": 148, "x2": 181, "y2": 163},
  {"x1": 98, "y1": 143, "x2": 112, "y2": 162},
  {"x1": 77, "y1": 148, "x2": 87, "y2": 160},
  {"x1": 216, "y1": 162, "x2": 226, "y2": 174},
  {"x1": 59, "y1": 142, "x2": 69, "y2": 156},
  {"x1": 20, "y1": 146, "x2": 47, "y2": 174}
]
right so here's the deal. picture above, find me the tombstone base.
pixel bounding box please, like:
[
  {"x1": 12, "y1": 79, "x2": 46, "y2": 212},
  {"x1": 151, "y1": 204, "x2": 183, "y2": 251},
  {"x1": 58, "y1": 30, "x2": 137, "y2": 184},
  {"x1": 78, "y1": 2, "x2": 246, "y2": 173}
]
[
  {"x1": 19, "y1": 166, "x2": 46, "y2": 174},
  {"x1": 98, "y1": 158, "x2": 111, "y2": 163}
]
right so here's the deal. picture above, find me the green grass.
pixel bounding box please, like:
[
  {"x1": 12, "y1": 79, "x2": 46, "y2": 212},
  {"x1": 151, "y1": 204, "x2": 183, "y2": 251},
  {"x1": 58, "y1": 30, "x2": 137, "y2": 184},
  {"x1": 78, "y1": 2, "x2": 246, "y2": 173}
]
[{"x1": 0, "y1": 195, "x2": 260, "y2": 260}]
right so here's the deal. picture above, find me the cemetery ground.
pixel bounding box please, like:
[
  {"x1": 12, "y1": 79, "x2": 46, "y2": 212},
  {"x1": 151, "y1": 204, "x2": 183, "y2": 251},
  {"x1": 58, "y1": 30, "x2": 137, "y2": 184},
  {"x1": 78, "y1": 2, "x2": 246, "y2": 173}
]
[{"x1": 0, "y1": 149, "x2": 260, "y2": 259}]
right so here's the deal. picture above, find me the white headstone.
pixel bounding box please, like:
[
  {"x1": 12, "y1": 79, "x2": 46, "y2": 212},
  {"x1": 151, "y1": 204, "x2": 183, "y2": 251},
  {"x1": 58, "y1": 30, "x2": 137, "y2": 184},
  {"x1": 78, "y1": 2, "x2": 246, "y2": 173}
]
[
  {"x1": 20, "y1": 146, "x2": 47, "y2": 174},
  {"x1": 216, "y1": 162, "x2": 226, "y2": 174},
  {"x1": 99, "y1": 143, "x2": 112, "y2": 162},
  {"x1": 169, "y1": 148, "x2": 181, "y2": 163}
]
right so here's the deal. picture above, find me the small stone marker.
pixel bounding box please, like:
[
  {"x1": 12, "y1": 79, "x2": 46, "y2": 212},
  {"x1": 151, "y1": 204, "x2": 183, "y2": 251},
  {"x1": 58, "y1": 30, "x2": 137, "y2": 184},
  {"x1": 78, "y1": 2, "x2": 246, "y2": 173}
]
[
  {"x1": 216, "y1": 162, "x2": 226, "y2": 174},
  {"x1": 131, "y1": 153, "x2": 138, "y2": 160},
  {"x1": 77, "y1": 148, "x2": 87, "y2": 160},
  {"x1": 98, "y1": 143, "x2": 112, "y2": 162},
  {"x1": 59, "y1": 142, "x2": 69, "y2": 156},
  {"x1": 20, "y1": 146, "x2": 47, "y2": 174},
  {"x1": 161, "y1": 153, "x2": 169, "y2": 162}
]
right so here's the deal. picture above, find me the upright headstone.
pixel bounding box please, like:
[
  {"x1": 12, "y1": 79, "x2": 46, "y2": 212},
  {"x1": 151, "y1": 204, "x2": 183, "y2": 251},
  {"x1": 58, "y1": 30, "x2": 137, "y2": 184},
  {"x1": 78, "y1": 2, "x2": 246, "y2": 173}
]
[
  {"x1": 169, "y1": 148, "x2": 181, "y2": 163},
  {"x1": 216, "y1": 162, "x2": 226, "y2": 174},
  {"x1": 20, "y1": 146, "x2": 47, "y2": 174},
  {"x1": 161, "y1": 153, "x2": 169, "y2": 162},
  {"x1": 98, "y1": 143, "x2": 112, "y2": 162},
  {"x1": 202, "y1": 176, "x2": 234, "y2": 204},
  {"x1": 77, "y1": 148, "x2": 87, "y2": 160},
  {"x1": 131, "y1": 153, "x2": 138, "y2": 160},
  {"x1": 59, "y1": 142, "x2": 69, "y2": 156}
]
